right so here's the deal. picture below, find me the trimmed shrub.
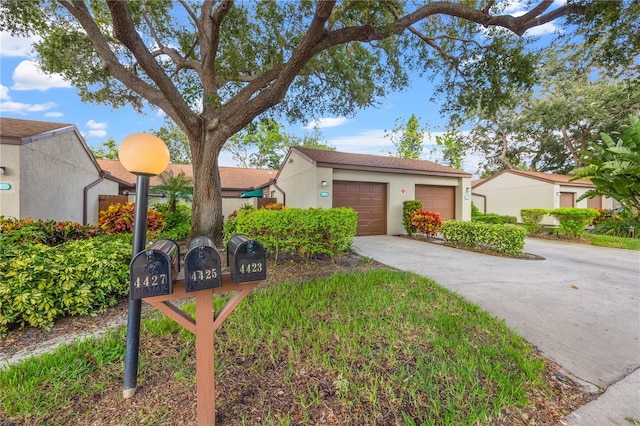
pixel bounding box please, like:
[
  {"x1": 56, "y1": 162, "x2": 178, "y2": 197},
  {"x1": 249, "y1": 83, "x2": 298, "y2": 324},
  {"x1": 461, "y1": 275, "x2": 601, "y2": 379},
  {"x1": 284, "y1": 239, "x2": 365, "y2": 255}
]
[
  {"x1": 0, "y1": 216, "x2": 99, "y2": 246},
  {"x1": 548, "y1": 208, "x2": 601, "y2": 238},
  {"x1": 97, "y1": 202, "x2": 165, "y2": 235},
  {"x1": 409, "y1": 209, "x2": 442, "y2": 237},
  {"x1": 402, "y1": 200, "x2": 423, "y2": 235},
  {"x1": 441, "y1": 221, "x2": 526, "y2": 256},
  {"x1": 520, "y1": 208, "x2": 549, "y2": 234},
  {"x1": 234, "y1": 207, "x2": 358, "y2": 260},
  {"x1": 473, "y1": 213, "x2": 517, "y2": 225},
  {"x1": 471, "y1": 203, "x2": 482, "y2": 218},
  {"x1": 0, "y1": 234, "x2": 131, "y2": 333}
]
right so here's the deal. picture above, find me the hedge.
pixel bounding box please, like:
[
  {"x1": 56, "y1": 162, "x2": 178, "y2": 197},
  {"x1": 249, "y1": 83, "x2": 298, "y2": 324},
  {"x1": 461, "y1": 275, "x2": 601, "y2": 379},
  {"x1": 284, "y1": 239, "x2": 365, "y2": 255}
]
[
  {"x1": 0, "y1": 235, "x2": 131, "y2": 334},
  {"x1": 234, "y1": 207, "x2": 358, "y2": 260},
  {"x1": 549, "y1": 208, "x2": 600, "y2": 238},
  {"x1": 520, "y1": 209, "x2": 549, "y2": 234},
  {"x1": 441, "y1": 221, "x2": 526, "y2": 256}
]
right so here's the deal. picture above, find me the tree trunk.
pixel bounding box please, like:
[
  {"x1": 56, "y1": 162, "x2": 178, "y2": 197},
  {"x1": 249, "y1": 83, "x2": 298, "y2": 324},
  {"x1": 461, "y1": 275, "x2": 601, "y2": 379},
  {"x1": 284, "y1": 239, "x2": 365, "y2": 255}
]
[{"x1": 190, "y1": 130, "x2": 225, "y2": 244}]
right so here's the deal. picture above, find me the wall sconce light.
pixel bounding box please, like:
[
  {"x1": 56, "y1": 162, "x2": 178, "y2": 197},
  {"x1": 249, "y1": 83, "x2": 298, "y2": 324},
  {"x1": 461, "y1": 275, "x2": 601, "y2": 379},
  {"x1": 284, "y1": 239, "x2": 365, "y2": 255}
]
[
  {"x1": 465, "y1": 187, "x2": 471, "y2": 194},
  {"x1": 555, "y1": 192, "x2": 560, "y2": 197},
  {"x1": 321, "y1": 180, "x2": 328, "y2": 187},
  {"x1": 0, "y1": 166, "x2": 6, "y2": 175}
]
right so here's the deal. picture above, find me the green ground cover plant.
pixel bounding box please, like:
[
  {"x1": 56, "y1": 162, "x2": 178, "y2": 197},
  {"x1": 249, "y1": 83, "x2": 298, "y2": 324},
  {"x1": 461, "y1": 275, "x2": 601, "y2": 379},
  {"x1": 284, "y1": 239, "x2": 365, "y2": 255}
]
[
  {"x1": 1, "y1": 270, "x2": 562, "y2": 425},
  {"x1": 583, "y1": 233, "x2": 640, "y2": 250},
  {"x1": 0, "y1": 235, "x2": 131, "y2": 333}
]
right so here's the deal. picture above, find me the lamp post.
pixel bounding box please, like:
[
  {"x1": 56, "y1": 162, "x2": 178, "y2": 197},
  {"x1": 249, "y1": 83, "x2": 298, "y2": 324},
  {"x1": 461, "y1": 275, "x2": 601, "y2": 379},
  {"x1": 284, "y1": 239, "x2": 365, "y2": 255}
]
[{"x1": 118, "y1": 133, "x2": 170, "y2": 399}]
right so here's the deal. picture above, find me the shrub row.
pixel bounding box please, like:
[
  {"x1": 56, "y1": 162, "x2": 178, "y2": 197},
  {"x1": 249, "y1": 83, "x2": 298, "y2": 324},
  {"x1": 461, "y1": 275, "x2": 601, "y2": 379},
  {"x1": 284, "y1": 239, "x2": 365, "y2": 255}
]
[
  {"x1": 232, "y1": 207, "x2": 358, "y2": 260},
  {"x1": 0, "y1": 216, "x2": 99, "y2": 246},
  {"x1": 473, "y1": 213, "x2": 517, "y2": 225},
  {"x1": 520, "y1": 208, "x2": 600, "y2": 238},
  {"x1": 441, "y1": 221, "x2": 526, "y2": 256},
  {"x1": 0, "y1": 235, "x2": 131, "y2": 334}
]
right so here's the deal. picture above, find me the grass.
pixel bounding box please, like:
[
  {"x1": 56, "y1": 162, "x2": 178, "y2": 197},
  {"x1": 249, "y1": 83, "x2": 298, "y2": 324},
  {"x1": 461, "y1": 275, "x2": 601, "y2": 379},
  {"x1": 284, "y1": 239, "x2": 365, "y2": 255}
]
[
  {"x1": 1, "y1": 269, "x2": 553, "y2": 425},
  {"x1": 583, "y1": 233, "x2": 640, "y2": 250}
]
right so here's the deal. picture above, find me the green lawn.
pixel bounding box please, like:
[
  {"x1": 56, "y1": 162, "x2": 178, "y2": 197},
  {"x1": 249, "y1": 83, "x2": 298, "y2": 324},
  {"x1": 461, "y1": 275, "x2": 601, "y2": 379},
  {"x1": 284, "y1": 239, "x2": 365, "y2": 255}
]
[
  {"x1": 583, "y1": 233, "x2": 640, "y2": 250},
  {"x1": 1, "y1": 269, "x2": 568, "y2": 425}
]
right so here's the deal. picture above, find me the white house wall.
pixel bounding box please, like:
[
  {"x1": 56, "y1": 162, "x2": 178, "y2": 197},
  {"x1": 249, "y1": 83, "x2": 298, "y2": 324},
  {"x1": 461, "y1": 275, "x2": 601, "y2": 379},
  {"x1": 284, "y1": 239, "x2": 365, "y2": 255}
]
[
  {"x1": 0, "y1": 143, "x2": 20, "y2": 218},
  {"x1": 20, "y1": 131, "x2": 99, "y2": 223},
  {"x1": 87, "y1": 179, "x2": 119, "y2": 224},
  {"x1": 473, "y1": 173, "x2": 552, "y2": 222},
  {"x1": 273, "y1": 151, "x2": 318, "y2": 208}
]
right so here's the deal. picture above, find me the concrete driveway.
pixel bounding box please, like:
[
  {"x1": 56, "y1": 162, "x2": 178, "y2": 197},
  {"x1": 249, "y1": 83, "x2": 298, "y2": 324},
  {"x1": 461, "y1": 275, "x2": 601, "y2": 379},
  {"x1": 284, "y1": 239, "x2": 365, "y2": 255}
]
[{"x1": 352, "y1": 236, "x2": 640, "y2": 424}]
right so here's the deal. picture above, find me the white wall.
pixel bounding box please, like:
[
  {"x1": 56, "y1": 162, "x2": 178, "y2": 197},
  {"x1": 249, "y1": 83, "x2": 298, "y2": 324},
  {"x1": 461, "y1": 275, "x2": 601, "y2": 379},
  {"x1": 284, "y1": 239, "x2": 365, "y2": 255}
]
[
  {"x1": 19, "y1": 130, "x2": 100, "y2": 223},
  {"x1": 0, "y1": 143, "x2": 20, "y2": 218},
  {"x1": 473, "y1": 173, "x2": 553, "y2": 222}
]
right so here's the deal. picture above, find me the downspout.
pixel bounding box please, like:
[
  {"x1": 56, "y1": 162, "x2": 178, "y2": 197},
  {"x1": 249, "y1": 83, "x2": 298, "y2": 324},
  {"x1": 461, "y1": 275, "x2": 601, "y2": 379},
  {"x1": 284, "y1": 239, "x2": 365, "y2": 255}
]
[
  {"x1": 83, "y1": 172, "x2": 105, "y2": 225},
  {"x1": 273, "y1": 181, "x2": 286, "y2": 205},
  {"x1": 473, "y1": 193, "x2": 487, "y2": 214}
]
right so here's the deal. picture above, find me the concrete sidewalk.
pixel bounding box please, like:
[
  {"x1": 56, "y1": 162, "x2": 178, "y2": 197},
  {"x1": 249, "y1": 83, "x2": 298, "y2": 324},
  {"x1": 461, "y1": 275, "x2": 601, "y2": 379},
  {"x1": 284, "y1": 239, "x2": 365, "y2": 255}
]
[{"x1": 352, "y1": 236, "x2": 640, "y2": 425}]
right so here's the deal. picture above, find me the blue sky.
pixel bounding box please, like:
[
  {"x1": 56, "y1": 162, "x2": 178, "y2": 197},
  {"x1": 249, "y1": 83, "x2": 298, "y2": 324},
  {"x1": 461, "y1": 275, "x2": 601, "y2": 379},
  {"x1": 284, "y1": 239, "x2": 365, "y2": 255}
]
[{"x1": 0, "y1": 2, "x2": 561, "y2": 176}]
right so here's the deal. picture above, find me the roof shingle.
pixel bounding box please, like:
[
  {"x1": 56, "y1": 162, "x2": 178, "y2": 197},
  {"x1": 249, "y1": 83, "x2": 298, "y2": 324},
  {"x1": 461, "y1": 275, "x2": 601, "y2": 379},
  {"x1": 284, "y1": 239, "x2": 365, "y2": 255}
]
[{"x1": 291, "y1": 147, "x2": 471, "y2": 177}]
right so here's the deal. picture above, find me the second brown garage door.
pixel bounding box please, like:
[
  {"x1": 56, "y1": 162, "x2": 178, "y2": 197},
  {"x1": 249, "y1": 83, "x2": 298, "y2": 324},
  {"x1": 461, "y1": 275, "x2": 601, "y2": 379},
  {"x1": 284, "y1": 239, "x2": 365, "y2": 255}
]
[
  {"x1": 415, "y1": 185, "x2": 456, "y2": 221},
  {"x1": 333, "y1": 181, "x2": 386, "y2": 236}
]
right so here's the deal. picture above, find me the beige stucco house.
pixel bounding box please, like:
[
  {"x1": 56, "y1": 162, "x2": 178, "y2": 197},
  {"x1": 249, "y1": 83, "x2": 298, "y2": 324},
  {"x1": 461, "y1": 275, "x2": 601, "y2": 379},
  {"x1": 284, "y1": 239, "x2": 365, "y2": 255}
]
[
  {"x1": 0, "y1": 117, "x2": 124, "y2": 224},
  {"x1": 471, "y1": 169, "x2": 615, "y2": 223},
  {"x1": 97, "y1": 159, "x2": 276, "y2": 219},
  {"x1": 274, "y1": 147, "x2": 472, "y2": 235}
]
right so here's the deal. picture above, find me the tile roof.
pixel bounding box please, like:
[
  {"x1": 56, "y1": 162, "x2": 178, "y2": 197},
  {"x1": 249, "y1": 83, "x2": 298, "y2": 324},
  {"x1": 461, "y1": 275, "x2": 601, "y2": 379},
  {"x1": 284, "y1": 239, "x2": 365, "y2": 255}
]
[
  {"x1": 475, "y1": 169, "x2": 594, "y2": 188},
  {"x1": 96, "y1": 159, "x2": 275, "y2": 189},
  {"x1": 290, "y1": 147, "x2": 471, "y2": 177},
  {"x1": 0, "y1": 117, "x2": 75, "y2": 140}
]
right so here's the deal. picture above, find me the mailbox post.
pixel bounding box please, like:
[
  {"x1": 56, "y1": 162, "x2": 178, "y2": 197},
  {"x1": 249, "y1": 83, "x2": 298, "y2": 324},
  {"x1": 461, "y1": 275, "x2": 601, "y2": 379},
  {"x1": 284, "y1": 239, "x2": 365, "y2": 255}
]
[
  {"x1": 134, "y1": 234, "x2": 266, "y2": 425},
  {"x1": 118, "y1": 133, "x2": 170, "y2": 399}
]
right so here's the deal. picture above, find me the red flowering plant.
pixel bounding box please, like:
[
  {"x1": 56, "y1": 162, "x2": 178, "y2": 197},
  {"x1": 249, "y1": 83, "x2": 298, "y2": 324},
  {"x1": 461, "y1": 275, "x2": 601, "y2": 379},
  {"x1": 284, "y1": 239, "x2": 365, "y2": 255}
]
[
  {"x1": 97, "y1": 202, "x2": 165, "y2": 235},
  {"x1": 409, "y1": 209, "x2": 442, "y2": 237}
]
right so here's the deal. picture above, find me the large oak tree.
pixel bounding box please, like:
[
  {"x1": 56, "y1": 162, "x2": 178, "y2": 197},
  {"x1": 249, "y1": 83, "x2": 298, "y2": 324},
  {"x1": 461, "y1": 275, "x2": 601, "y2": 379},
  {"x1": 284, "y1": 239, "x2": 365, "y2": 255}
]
[{"x1": 2, "y1": 0, "x2": 601, "y2": 240}]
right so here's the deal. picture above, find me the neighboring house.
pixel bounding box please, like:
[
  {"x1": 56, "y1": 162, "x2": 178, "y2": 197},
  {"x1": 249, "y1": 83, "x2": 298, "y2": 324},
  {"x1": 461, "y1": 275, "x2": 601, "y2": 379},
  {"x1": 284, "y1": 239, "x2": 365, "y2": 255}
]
[
  {"x1": 0, "y1": 117, "x2": 124, "y2": 224},
  {"x1": 97, "y1": 159, "x2": 276, "y2": 218},
  {"x1": 471, "y1": 169, "x2": 616, "y2": 223},
  {"x1": 274, "y1": 147, "x2": 472, "y2": 236}
]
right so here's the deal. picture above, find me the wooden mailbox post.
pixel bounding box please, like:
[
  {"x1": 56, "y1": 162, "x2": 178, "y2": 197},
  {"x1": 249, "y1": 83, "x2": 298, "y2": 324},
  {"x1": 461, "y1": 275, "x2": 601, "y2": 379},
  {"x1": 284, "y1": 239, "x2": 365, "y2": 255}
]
[{"x1": 129, "y1": 234, "x2": 266, "y2": 425}]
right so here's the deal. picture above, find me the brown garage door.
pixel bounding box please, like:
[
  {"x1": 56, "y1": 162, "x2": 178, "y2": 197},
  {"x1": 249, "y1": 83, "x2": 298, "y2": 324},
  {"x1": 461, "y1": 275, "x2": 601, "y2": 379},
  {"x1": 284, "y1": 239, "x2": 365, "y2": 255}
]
[
  {"x1": 415, "y1": 185, "x2": 455, "y2": 221},
  {"x1": 560, "y1": 192, "x2": 575, "y2": 208},
  {"x1": 333, "y1": 181, "x2": 386, "y2": 236},
  {"x1": 587, "y1": 195, "x2": 602, "y2": 209}
]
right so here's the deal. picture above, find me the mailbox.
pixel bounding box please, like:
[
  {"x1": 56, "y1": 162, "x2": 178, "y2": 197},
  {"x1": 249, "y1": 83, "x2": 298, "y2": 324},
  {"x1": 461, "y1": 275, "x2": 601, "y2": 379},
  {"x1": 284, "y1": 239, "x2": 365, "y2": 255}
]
[
  {"x1": 185, "y1": 236, "x2": 222, "y2": 292},
  {"x1": 226, "y1": 234, "x2": 267, "y2": 283},
  {"x1": 130, "y1": 238, "x2": 180, "y2": 299}
]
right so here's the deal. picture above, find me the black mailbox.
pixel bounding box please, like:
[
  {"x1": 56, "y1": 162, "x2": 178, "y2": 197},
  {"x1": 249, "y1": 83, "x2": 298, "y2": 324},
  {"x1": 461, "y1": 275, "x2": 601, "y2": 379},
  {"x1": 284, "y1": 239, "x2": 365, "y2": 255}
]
[
  {"x1": 185, "y1": 236, "x2": 221, "y2": 292},
  {"x1": 226, "y1": 234, "x2": 267, "y2": 283},
  {"x1": 130, "y1": 239, "x2": 180, "y2": 299}
]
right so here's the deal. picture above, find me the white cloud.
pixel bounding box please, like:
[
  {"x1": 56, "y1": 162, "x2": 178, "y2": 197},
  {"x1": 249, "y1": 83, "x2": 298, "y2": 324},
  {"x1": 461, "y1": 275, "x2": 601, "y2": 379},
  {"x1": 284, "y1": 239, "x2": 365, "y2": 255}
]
[
  {"x1": 84, "y1": 120, "x2": 107, "y2": 137},
  {"x1": 0, "y1": 85, "x2": 9, "y2": 100},
  {"x1": 304, "y1": 116, "x2": 348, "y2": 129},
  {"x1": 523, "y1": 22, "x2": 559, "y2": 36},
  {"x1": 86, "y1": 119, "x2": 107, "y2": 130},
  {"x1": 87, "y1": 129, "x2": 107, "y2": 138},
  {"x1": 0, "y1": 32, "x2": 39, "y2": 58},
  {"x1": 12, "y1": 60, "x2": 72, "y2": 91},
  {"x1": 45, "y1": 111, "x2": 64, "y2": 117},
  {"x1": 0, "y1": 100, "x2": 56, "y2": 114},
  {"x1": 327, "y1": 129, "x2": 390, "y2": 154}
]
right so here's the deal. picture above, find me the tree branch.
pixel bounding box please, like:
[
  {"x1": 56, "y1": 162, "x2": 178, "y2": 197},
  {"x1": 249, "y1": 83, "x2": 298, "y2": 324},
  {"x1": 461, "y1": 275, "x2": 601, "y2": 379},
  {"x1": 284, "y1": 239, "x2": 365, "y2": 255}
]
[
  {"x1": 499, "y1": 133, "x2": 516, "y2": 169},
  {"x1": 106, "y1": 0, "x2": 196, "y2": 128}
]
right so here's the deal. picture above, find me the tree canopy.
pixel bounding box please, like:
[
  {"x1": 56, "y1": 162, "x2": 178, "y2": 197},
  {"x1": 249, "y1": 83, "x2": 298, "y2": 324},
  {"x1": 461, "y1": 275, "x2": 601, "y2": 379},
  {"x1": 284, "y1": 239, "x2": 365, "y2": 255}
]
[{"x1": 1, "y1": 0, "x2": 621, "y2": 240}]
